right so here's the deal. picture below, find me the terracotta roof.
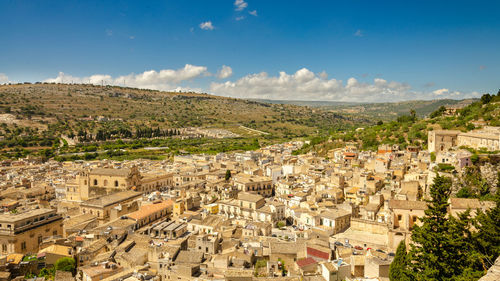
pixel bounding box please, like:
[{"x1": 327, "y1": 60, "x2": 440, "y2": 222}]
[
  {"x1": 127, "y1": 200, "x2": 173, "y2": 220},
  {"x1": 307, "y1": 247, "x2": 329, "y2": 260},
  {"x1": 296, "y1": 257, "x2": 317, "y2": 268}
]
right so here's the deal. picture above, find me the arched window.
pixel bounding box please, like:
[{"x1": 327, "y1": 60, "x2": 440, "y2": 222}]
[
  {"x1": 115, "y1": 180, "x2": 119, "y2": 187},
  {"x1": 93, "y1": 179, "x2": 98, "y2": 185}
]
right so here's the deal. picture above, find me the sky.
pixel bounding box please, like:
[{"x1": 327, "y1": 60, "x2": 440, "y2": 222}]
[{"x1": 0, "y1": 0, "x2": 499, "y2": 102}]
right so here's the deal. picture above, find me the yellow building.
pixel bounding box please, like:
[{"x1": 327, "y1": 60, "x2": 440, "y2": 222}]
[
  {"x1": 233, "y1": 174, "x2": 274, "y2": 197},
  {"x1": 173, "y1": 200, "x2": 186, "y2": 216},
  {"x1": 67, "y1": 167, "x2": 174, "y2": 202},
  {"x1": 67, "y1": 167, "x2": 141, "y2": 202},
  {"x1": 203, "y1": 203, "x2": 219, "y2": 215},
  {"x1": 38, "y1": 244, "x2": 73, "y2": 266},
  {"x1": 0, "y1": 208, "x2": 63, "y2": 255}
]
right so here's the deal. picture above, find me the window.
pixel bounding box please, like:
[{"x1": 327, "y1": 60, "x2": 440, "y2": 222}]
[
  {"x1": 2, "y1": 244, "x2": 6, "y2": 252},
  {"x1": 104, "y1": 180, "x2": 108, "y2": 186},
  {"x1": 21, "y1": 242, "x2": 26, "y2": 250},
  {"x1": 115, "y1": 181, "x2": 119, "y2": 187},
  {"x1": 397, "y1": 215, "x2": 402, "y2": 221},
  {"x1": 38, "y1": 236, "x2": 43, "y2": 244},
  {"x1": 93, "y1": 179, "x2": 98, "y2": 185},
  {"x1": 53, "y1": 230, "x2": 57, "y2": 236}
]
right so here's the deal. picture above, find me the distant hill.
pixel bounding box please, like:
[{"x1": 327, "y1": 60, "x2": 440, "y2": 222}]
[
  {"x1": 0, "y1": 83, "x2": 361, "y2": 139},
  {"x1": 295, "y1": 93, "x2": 499, "y2": 156},
  {"x1": 252, "y1": 98, "x2": 477, "y2": 121},
  {"x1": 250, "y1": 99, "x2": 360, "y2": 107}
]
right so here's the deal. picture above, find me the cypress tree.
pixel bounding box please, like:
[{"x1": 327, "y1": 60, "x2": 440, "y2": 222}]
[
  {"x1": 389, "y1": 241, "x2": 411, "y2": 281},
  {"x1": 407, "y1": 175, "x2": 456, "y2": 280}
]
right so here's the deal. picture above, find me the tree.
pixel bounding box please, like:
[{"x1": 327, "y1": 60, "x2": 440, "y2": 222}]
[
  {"x1": 407, "y1": 175, "x2": 457, "y2": 280},
  {"x1": 225, "y1": 169, "x2": 231, "y2": 181},
  {"x1": 430, "y1": 106, "x2": 446, "y2": 118},
  {"x1": 55, "y1": 257, "x2": 76, "y2": 273},
  {"x1": 481, "y1": 93, "x2": 492, "y2": 104},
  {"x1": 473, "y1": 174, "x2": 500, "y2": 268},
  {"x1": 389, "y1": 241, "x2": 411, "y2": 281},
  {"x1": 406, "y1": 175, "x2": 489, "y2": 280},
  {"x1": 410, "y1": 109, "x2": 416, "y2": 120}
]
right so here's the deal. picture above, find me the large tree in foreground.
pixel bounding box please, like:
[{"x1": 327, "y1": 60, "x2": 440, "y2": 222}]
[
  {"x1": 389, "y1": 241, "x2": 411, "y2": 281},
  {"x1": 406, "y1": 175, "x2": 466, "y2": 280},
  {"x1": 405, "y1": 174, "x2": 490, "y2": 280}
]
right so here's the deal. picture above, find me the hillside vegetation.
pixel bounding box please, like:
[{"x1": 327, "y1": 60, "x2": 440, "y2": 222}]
[
  {"x1": 0, "y1": 83, "x2": 361, "y2": 160},
  {"x1": 300, "y1": 91, "x2": 500, "y2": 155}
]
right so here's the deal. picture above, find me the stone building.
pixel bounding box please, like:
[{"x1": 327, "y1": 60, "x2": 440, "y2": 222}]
[
  {"x1": 457, "y1": 127, "x2": 500, "y2": 151},
  {"x1": 0, "y1": 208, "x2": 63, "y2": 254},
  {"x1": 79, "y1": 190, "x2": 142, "y2": 223},
  {"x1": 428, "y1": 130, "x2": 460, "y2": 153},
  {"x1": 67, "y1": 167, "x2": 142, "y2": 202},
  {"x1": 233, "y1": 174, "x2": 274, "y2": 197}
]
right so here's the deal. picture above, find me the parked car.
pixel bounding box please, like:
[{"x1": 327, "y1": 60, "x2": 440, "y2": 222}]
[
  {"x1": 376, "y1": 249, "x2": 386, "y2": 253},
  {"x1": 334, "y1": 241, "x2": 344, "y2": 247},
  {"x1": 354, "y1": 245, "x2": 363, "y2": 250}
]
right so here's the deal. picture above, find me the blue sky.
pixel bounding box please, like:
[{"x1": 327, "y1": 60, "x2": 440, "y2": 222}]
[{"x1": 0, "y1": 0, "x2": 499, "y2": 101}]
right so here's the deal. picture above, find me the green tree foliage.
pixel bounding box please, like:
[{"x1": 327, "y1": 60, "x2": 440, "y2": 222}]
[
  {"x1": 54, "y1": 257, "x2": 76, "y2": 273},
  {"x1": 225, "y1": 169, "x2": 232, "y2": 181},
  {"x1": 403, "y1": 174, "x2": 499, "y2": 280},
  {"x1": 430, "y1": 106, "x2": 446, "y2": 118},
  {"x1": 389, "y1": 241, "x2": 411, "y2": 281},
  {"x1": 480, "y1": 93, "x2": 492, "y2": 104},
  {"x1": 473, "y1": 175, "x2": 500, "y2": 269},
  {"x1": 407, "y1": 175, "x2": 462, "y2": 279}
]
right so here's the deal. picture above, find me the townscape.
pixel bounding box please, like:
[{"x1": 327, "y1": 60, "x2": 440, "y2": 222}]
[
  {"x1": 2, "y1": 1, "x2": 500, "y2": 280},
  {"x1": 0, "y1": 122, "x2": 498, "y2": 281}
]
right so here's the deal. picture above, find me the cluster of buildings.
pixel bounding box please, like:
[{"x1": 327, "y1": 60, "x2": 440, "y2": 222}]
[{"x1": 0, "y1": 128, "x2": 497, "y2": 281}]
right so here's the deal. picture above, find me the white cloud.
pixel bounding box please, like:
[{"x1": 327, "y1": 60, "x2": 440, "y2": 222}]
[
  {"x1": 129, "y1": 35, "x2": 135, "y2": 40},
  {"x1": 44, "y1": 64, "x2": 209, "y2": 91},
  {"x1": 249, "y1": 10, "x2": 258, "y2": 16},
  {"x1": 40, "y1": 66, "x2": 481, "y2": 102},
  {"x1": 433, "y1": 88, "x2": 449, "y2": 95},
  {"x1": 0, "y1": 73, "x2": 9, "y2": 84},
  {"x1": 199, "y1": 21, "x2": 214, "y2": 30},
  {"x1": 217, "y1": 65, "x2": 233, "y2": 79},
  {"x1": 209, "y1": 68, "x2": 480, "y2": 102},
  {"x1": 235, "y1": 16, "x2": 245, "y2": 21},
  {"x1": 354, "y1": 29, "x2": 363, "y2": 37},
  {"x1": 234, "y1": 0, "x2": 248, "y2": 11}
]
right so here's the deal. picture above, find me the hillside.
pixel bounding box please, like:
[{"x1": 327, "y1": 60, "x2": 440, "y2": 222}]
[
  {"x1": 0, "y1": 83, "x2": 362, "y2": 160},
  {"x1": 296, "y1": 91, "x2": 500, "y2": 155},
  {"x1": 327, "y1": 99, "x2": 477, "y2": 121},
  {"x1": 255, "y1": 98, "x2": 476, "y2": 121}
]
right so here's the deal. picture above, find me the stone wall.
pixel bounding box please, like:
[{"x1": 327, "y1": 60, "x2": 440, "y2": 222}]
[{"x1": 350, "y1": 218, "x2": 388, "y2": 235}]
